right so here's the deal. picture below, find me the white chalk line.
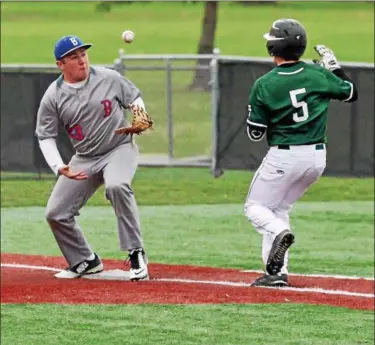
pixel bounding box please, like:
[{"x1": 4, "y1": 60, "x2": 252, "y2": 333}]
[
  {"x1": 2, "y1": 263, "x2": 374, "y2": 299},
  {"x1": 3, "y1": 263, "x2": 60, "y2": 272},
  {"x1": 156, "y1": 278, "x2": 374, "y2": 298},
  {"x1": 241, "y1": 269, "x2": 374, "y2": 281},
  {"x1": 3, "y1": 264, "x2": 373, "y2": 281}
]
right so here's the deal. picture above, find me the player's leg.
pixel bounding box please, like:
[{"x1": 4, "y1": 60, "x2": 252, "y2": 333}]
[
  {"x1": 102, "y1": 142, "x2": 147, "y2": 280},
  {"x1": 251, "y1": 208, "x2": 290, "y2": 286},
  {"x1": 255, "y1": 205, "x2": 291, "y2": 272},
  {"x1": 249, "y1": 203, "x2": 293, "y2": 286},
  {"x1": 103, "y1": 142, "x2": 143, "y2": 250},
  {"x1": 251, "y1": 206, "x2": 290, "y2": 270},
  {"x1": 248, "y1": 147, "x2": 325, "y2": 284},
  {"x1": 269, "y1": 155, "x2": 326, "y2": 275},
  {"x1": 45, "y1": 174, "x2": 103, "y2": 269},
  {"x1": 244, "y1": 149, "x2": 294, "y2": 237},
  {"x1": 272, "y1": 205, "x2": 292, "y2": 274},
  {"x1": 245, "y1": 149, "x2": 297, "y2": 285}
]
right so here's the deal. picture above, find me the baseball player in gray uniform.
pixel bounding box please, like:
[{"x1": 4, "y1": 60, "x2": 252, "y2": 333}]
[{"x1": 35, "y1": 35, "x2": 148, "y2": 281}]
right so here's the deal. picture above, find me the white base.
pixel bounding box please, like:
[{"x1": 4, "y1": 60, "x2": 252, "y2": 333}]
[{"x1": 82, "y1": 269, "x2": 131, "y2": 281}]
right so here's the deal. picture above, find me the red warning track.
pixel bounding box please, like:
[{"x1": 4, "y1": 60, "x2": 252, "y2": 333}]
[{"x1": 1, "y1": 254, "x2": 373, "y2": 310}]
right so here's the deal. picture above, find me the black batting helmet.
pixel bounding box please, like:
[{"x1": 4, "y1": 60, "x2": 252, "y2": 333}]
[{"x1": 263, "y1": 19, "x2": 307, "y2": 60}]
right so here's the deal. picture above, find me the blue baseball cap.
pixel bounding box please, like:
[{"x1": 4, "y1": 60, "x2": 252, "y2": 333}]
[{"x1": 54, "y1": 35, "x2": 92, "y2": 60}]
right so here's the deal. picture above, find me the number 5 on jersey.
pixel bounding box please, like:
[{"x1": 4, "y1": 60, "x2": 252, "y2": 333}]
[{"x1": 289, "y1": 88, "x2": 309, "y2": 123}]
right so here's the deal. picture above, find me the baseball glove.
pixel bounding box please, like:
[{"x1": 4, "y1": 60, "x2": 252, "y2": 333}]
[
  {"x1": 312, "y1": 45, "x2": 341, "y2": 71},
  {"x1": 115, "y1": 104, "x2": 153, "y2": 135}
]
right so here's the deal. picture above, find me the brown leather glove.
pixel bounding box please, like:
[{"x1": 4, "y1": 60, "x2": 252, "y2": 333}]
[{"x1": 115, "y1": 104, "x2": 153, "y2": 135}]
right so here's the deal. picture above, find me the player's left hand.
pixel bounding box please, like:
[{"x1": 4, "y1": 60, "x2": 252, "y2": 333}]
[
  {"x1": 312, "y1": 45, "x2": 341, "y2": 71},
  {"x1": 114, "y1": 104, "x2": 153, "y2": 135}
]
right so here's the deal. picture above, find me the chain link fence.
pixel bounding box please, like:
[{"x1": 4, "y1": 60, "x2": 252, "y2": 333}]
[
  {"x1": 1, "y1": 51, "x2": 373, "y2": 179},
  {"x1": 1, "y1": 52, "x2": 219, "y2": 179}
]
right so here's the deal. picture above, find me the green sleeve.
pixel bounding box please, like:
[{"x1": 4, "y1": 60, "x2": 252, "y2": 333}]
[
  {"x1": 248, "y1": 80, "x2": 268, "y2": 127},
  {"x1": 323, "y1": 69, "x2": 353, "y2": 101}
]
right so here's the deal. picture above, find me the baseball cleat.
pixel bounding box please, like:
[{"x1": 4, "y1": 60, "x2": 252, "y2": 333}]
[
  {"x1": 266, "y1": 229, "x2": 295, "y2": 276},
  {"x1": 127, "y1": 248, "x2": 149, "y2": 281},
  {"x1": 251, "y1": 273, "x2": 288, "y2": 287},
  {"x1": 55, "y1": 253, "x2": 103, "y2": 279}
]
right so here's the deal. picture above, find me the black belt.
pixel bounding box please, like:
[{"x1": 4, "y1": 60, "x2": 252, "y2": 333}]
[{"x1": 277, "y1": 144, "x2": 325, "y2": 150}]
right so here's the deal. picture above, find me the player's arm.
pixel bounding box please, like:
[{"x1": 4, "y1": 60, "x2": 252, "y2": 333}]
[
  {"x1": 114, "y1": 72, "x2": 153, "y2": 135},
  {"x1": 35, "y1": 90, "x2": 65, "y2": 175},
  {"x1": 38, "y1": 138, "x2": 65, "y2": 175},
  {"x1": 323, "y1": 67, "x2": 358, "y2": 103},
  {"x1": 38, "y1": 138, "x2": 88, "y2": 179},
  {"x1": 35, "y1": 90, "x2": 87, "y2": 179},
  {"x1": 246, "y1": 82, "x2": 268, "y2": 142},
  {"x1": 331, "y1": 68, "x2": 358, "y2": 102},
  {"x1": 313, "y1": 45, "x2": 358, "y2": 103},
  {"x1": 132, "y1": 96, "x2": 147, "y2": 111},
  {"x1": 115, "y1": 72, "x2": 145, "y2": 109}
]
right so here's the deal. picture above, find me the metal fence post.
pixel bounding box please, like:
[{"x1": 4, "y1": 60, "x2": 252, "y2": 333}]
[
  {"x1": 165, "y1": 58, "x2": 174, "y2": 160},
  {"x1": 113, "y1": 49, "x2": 126, "y2": 75},
  {"x1": 349, "y1": 70, "x2": 360, "y2": 175},
  {"x1": 210, "y1": 48, "x2": 222, "y2": 177}
]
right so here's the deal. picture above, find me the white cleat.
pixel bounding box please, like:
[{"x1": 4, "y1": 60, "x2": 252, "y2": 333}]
[
  {"x1": 129, "y1": 267, "x2": 149, "y2": 281},
  {"x1": 127, "y1": 249, "x2": 149, "y2": 281},
  {"x1": 55, "y1": 269, "x2": 80, "y2": 279}
]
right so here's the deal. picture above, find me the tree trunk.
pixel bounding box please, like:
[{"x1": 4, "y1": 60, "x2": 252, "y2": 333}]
[{"x1": 189, "y1": 1, "x2": 218, "y2": 92}]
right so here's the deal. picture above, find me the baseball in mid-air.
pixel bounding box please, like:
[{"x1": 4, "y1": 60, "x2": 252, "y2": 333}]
[{"x1": 122, "y1": 30, "x2": 135, "y2": 43}]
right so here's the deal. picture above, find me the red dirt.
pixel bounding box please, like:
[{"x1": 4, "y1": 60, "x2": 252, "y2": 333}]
[{"x1": 1, "y1": 253, "x2": 373, "y2": 310}]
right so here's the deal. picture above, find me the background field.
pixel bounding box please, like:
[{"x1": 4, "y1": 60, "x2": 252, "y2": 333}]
[
  {"x1": 1, "y1": 2, "x2": 374, "y2": 345},
  {"x1": 1, "y1": 2, "x2": 374, "y2": 63},
  {"x1": 2, "y1": 167, "x2": 374, "y2": 345},
  {"x1": 1, "y1": 1, "x2": 374, "y2": 157}
]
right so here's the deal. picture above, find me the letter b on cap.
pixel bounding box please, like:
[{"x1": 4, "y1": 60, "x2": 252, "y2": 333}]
[{"x1": 70, "y1": 37, "x2": 78, "y2": 46}]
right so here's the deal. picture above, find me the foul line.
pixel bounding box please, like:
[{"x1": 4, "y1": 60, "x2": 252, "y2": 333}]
[
  {"x1": 156, "y1": 278, "x2": 374, "y2": 298},
  {"x1": 2, "y1": 263, "x2": 374, "y2": 299},
  {"x1": 241, "y1": 270, "x2": 374, "y2": 281},
  {"x1": 2, "y1": 263, "x2": 60, "y2": 272}
]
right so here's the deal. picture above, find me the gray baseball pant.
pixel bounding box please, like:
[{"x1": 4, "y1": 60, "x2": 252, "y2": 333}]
[{"x1": 45, "y1": 142, "x2": 143, "y2": 267}]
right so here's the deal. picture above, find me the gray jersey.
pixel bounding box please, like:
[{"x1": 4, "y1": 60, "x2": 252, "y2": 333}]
[{"x1": 36, "y1": 66, "x2": 140, "y2": 157}]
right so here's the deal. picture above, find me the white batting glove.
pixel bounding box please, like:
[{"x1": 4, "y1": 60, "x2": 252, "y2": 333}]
[{"x1": 313, "y1": 45, "x2": 341, "y2": 71}]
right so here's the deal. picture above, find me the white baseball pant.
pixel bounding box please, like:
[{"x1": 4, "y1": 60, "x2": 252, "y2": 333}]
[{"x1": 244, "y1": 144, "x2": 326, "y2": 274}]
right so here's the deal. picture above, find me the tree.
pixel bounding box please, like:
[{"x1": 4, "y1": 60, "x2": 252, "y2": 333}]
[
  {"x1": 95, "y1": 1, "x2": 112, "y2": 12},
  {"x1": 189, "y1": 1, "x2": 218, "y2": 91}
]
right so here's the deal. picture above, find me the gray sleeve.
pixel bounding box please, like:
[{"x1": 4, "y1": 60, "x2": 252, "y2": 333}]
[
  {"x1": 117, "y1": 74, "x2": 141, "y2": 107},
  {"x1": 35, "y1": 86, "x2": 59, "y2": 140}
]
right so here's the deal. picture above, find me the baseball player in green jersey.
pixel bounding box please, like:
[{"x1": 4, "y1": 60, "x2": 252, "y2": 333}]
[
  {"x1": 244, "y1": 19, "x2": 358, "y2": 287},
  {"x1": 35, "y1": 35, "x2": 149, "y2": 281}
]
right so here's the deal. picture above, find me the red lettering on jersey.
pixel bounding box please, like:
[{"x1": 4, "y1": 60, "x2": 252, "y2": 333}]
[
  {"x1": 101, "y1": 99, "x2": 112, "y2": 117},
  {"x1": 67, "y1": 124, "x2": 84, "y2": 141}
]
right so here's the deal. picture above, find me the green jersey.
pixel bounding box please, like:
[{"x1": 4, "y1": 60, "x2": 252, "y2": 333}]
[{"x1": 247, "y1": 61, "x2": 354, "y2": 146}]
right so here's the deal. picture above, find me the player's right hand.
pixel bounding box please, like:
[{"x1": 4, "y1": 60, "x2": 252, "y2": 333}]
[
  {"x1": 312, "y1": 45, "x2": 341, "y2": 71},
  {"x1": 58, "y1": 165, "x2": 88, "y2": 180}
]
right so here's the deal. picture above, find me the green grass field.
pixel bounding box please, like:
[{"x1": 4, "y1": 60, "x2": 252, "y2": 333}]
[
  {"x1": 1, "y1": 168, "x2": 374, "y2": 344},
  {"x1": 2, "y1": 168, "x2": 374, "y2": 275},
  {"x1": 1, "y1": 2, "x2": 374, "y2": 63},
  {"x1": 1, "y1": 1, "x2": 374, "y2": 157},
  {"x1": 2, "y1": 304, "x2": 374, "y2": 345},
  {"x1": 1, "y1": 2, "x2": 374, "y2": 345}
]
